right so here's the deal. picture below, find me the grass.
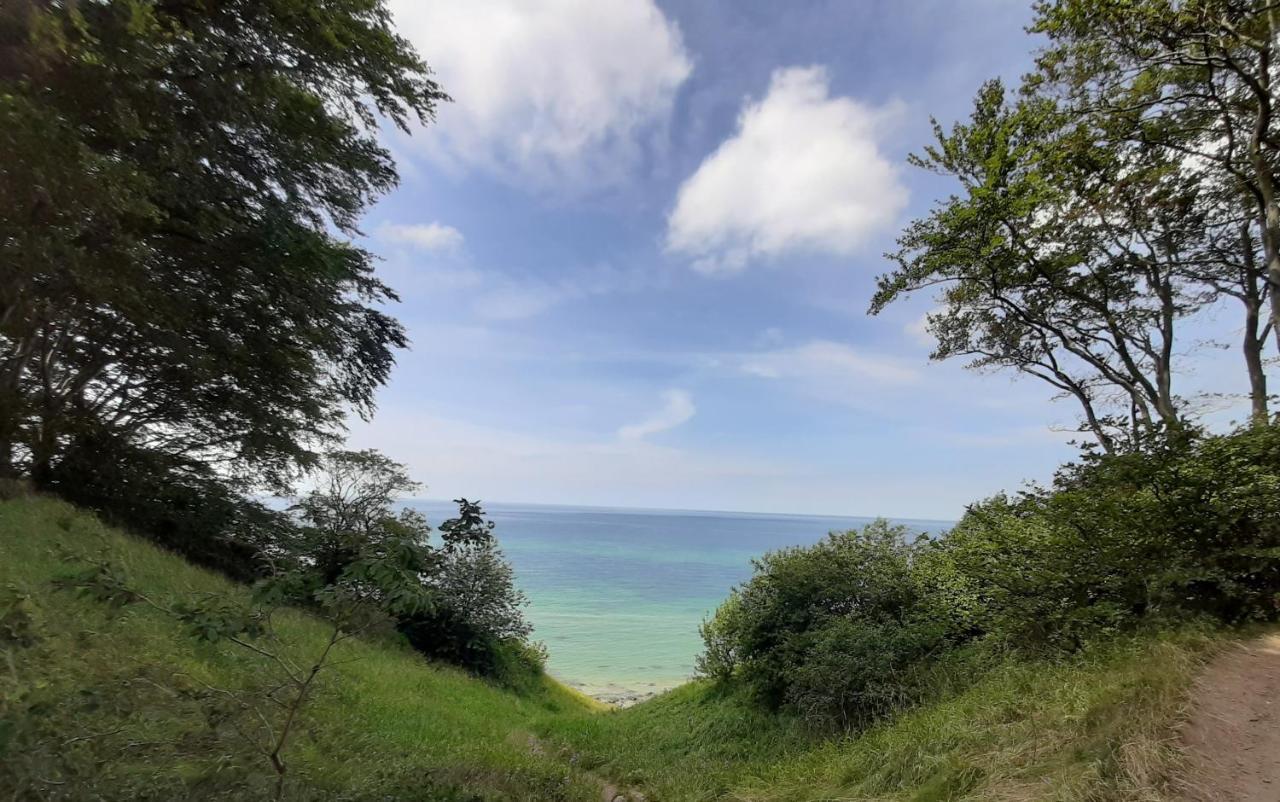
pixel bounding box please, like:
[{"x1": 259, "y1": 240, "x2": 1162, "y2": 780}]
[
  {"x1": 0, "y1": 494, "x2": 1229, "y2": 801},
  {"x1": 0, "y1": 495, "x2": 603, "y2": 801},
  {"x1": 535, "y1": 630, "x2": 1215, "y2": 802}
]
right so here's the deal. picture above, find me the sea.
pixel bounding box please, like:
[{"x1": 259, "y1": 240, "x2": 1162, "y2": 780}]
[{"x1": 409, "y1": 500, "x2": 952, "y2": 702}]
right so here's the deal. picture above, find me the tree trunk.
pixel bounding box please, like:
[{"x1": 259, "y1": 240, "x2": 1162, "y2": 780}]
[
  {"x1": 1243, "y1": 294, "x2": 1270, "y2": 426},
  {"x1": 1238, "y1": 221, "x2": 1271, "y2": 425}
]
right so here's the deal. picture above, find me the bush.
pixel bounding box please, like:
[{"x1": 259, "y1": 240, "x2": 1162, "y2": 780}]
[
  {"x1": 41, "y1": 432, "x2": 289, "y2": 582},
  {"x1": 700, "y1": 520, "x2": 956, "y2": 725},
  {"x1": 286, "y1": 453, "x2": 536, "y2": 682},
  {"x1": 946, "y1": 426, "x2": 1280, "y2": 648},
  {"x1": 696, "y1": 590, "x2": 745, "y2": 682},
  {"x1": 700, "y1": 426, "x2": 1280, "y2": 728},
  {"x1": 398, "y1": 538, "x2": 536, "y2": 686}
]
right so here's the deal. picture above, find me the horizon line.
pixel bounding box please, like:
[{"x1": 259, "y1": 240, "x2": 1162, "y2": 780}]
[{"x1": 404, "y1": 496, "x2": 959, "y2": 526}]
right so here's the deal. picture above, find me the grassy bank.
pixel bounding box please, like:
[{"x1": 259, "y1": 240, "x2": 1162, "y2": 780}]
[
  {"x1": 0, "y1": 495, "x2": 602, "y2": 801},
  {"x1": 1, "y1": 495, "x2": 1226, "y2": 801},
  {"x1": 540, "y1": 631, "x2": 1216, "y2": 801}
]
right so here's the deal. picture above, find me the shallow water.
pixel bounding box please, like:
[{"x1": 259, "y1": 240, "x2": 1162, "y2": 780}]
[{"x1": 409, "y1": 500, "x2": 951, "y2": 696}]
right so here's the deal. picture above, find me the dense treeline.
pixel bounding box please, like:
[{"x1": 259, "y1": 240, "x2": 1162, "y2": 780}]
[
  {"x1": 699, "y1": 426, "x2": 1280, "y2": 727},
  {"x1": 0, "y1": 0, "x2": 441, "y2": 559}
]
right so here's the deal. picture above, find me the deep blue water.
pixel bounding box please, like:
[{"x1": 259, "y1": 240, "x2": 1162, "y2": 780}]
[{"x1": 408, "y1": 500, "x2": 951, "y2": 696}]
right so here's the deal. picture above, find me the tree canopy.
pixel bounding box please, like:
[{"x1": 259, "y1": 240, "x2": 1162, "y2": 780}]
[
  {"x1": 873, "y1": 0, "x2": 1279, "y2": 443},
  {"x1": 0, "y1": 0, "x2": 447, "y2": 491}
]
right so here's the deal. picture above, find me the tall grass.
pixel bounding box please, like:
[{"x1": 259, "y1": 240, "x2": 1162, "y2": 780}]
[
  {"x1": 538, "y1": 632, "x2": 1217, "y2": 802},
  {"x1": 0, "y1": 496, "x2": 601, "y2": 800}
]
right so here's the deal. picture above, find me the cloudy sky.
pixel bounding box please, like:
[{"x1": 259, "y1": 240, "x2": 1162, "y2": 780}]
[{"x1": 342, "y1": 0, "x2": 1240, "y2": 519}]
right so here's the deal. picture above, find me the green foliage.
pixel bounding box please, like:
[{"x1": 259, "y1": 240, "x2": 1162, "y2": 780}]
[
  {"x1": 43, "y1": 432, "x2": 291, "y2": 582},
  {"x1": 431, "y1": 538, "x2": 533, "y2": 642},
  {"x1": 696, "y1": 589, "x2": 745, "y2": 682},
  {"x1": 540, "y1": 631, "x2": 1216, "y2": 802},
  {"x1": 1, "y1": 496, "x2": 601, "y2": 800},
  {"x1": 699, "y1": 520, "x2": 957, "y2": 726},
  {"x1": 701, "y1": 427, "x2": 1280, "y2": 731},
  {"x1": 0, "y1": 0, "x2": 447, "y2": 561},
  {"x1": 946, "y1": 426, "x2": 1280, "y2": 648},
  {"x1": 284, "y1": 451, "x2": 537, "y2": 684}
]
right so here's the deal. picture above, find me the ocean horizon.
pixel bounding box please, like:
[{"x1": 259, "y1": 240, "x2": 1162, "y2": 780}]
[{"x1": 408, "y1": 499, "x2": 953, "y2": 701}]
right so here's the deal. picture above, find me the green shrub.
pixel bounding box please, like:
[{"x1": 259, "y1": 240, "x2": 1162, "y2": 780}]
[
  {"x1": 697, "y1": 590, "x2": 745, "y2": 682},
  {"x1": 43, "y1": 432, "x2": 288, "y2": 582},
  {"x1": 947, "y1": 426, "x2": 1280, "y2": 648},
  {"x1": 700, "y1": 520, "x2": 957, "y2": 726},
  {"x1": 700, "y1": 426, "x2": 1280, "y2": 727}
]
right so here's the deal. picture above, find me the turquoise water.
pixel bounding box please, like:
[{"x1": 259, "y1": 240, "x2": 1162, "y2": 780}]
[{"x1": 410, "y1": 501, "x2": 951, "y2": 697}]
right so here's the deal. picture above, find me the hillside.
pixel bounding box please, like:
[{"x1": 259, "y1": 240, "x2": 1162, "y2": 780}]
[
  {"x1": 0, "y1": 495, "x2": 606, "y2": 801},
  {"x1": 0, "y1": 495, "x2": 1250, "y2": 801}
]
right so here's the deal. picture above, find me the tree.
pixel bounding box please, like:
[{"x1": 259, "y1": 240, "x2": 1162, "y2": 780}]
[
  {"x1": 874, "y1": 82, "x2": 1210, "y2": 451},
  {"x1": 290, "y1": 449, "x2": 431, "y2": 585},
  {"x1": 1032, "y1": 0, "x2": 1280, "y2": 421},
  {"x1": 0, "y1": 0, "x2": 446, "y2": 488},
  {"x1": 430, "y1": 537, "x2": 532, "y2": 643},
  {"x1": 289, "y1": 453, "x2": 534, "y2": 677}
]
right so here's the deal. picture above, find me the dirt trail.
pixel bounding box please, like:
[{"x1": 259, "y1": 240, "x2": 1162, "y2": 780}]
[
  {"x1": 1179, "y1": 633, "x2": 1280, "y2": 802},
  {"x1": 518, "y1": 733, "x2": 647, "y2": 802}
]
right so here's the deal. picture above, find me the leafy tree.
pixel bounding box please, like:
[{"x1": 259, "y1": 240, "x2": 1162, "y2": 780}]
[
  {"x1": 0, "y1": 0, "x2": 446, "y2": 489},
  {"x1": 398, "y1": 498, "x2": 537, "y2": 683},
  {"x1": 430, "y1": 538, "x2": 532, "y2": 643},
  {"x1": 941, "y1": 426, "x2": 1280, "y2": 648},
  {"x1": 1032, "y1": 0, "x2": 1280, "y2": 423},
  {"x1": 289, "y1": 452, "x2": 535, "y2": 681},
  {"x1": 874, "y1": 81, "x2": 1219, "y2": 451},
  {"x1": 289, "y1": 449, "x2": 432, "y2": 585}
]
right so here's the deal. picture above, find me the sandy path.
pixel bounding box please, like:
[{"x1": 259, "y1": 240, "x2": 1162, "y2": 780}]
[{"x1": 1179, "y1": 633, "x2": 1280, "y2": 802}]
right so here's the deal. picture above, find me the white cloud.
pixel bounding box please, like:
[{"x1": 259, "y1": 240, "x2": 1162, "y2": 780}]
[
  {"x1": 389, "y1": 0, "x2": 692, "y2": 189},
  {"x1": 377, "y1": 222, "x2": 465, "y2": 252},
  {"x1": 617, "y1": 389, "x2": 696, "y2": 440},
  {"x1": 346, "y1": 409, "x2": 784, "y2": 511},
  {"x1": 739, "y1": 340, "x2": 920, "y2": 386},
  {"x1": 667, "y1": 66, "x2": 908, "y2": 274}
]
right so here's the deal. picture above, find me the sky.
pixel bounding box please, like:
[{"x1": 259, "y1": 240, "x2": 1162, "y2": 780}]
[{"x1": 342, "y1": 0, "x2": 1260, "y2": 520}]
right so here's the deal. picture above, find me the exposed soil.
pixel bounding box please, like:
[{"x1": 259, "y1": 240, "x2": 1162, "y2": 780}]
[{"x1": 1178, "y1": 633, "x2": 1280, "y2": 802}]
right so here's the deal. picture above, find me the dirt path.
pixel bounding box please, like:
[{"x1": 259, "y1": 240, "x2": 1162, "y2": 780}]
[
  {"x1": 1178, "y1": 633, "x2": 1280, "y2": 802},
  {"x1": 519, "y1": 733, "x2": 647, "y2": 802}
]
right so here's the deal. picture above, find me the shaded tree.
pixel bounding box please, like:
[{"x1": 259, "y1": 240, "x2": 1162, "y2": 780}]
[{"x1": 0, "y1": 0, "x2": 446, "y2": 489}]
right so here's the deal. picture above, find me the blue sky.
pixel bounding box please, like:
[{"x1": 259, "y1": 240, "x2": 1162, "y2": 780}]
[{"x1": 341, "y1": 0, "x2": 1250, "y2": 520}]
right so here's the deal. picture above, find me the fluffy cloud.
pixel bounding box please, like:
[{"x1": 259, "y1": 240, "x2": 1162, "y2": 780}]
[
  {"x1": 377, "y1": 222, "x2": 465, "y2": 252},
  {"x1": 667, "y1": 66, "x2": 908, "y2": 274},
  {"x1": 389, "y1": 0, "x2": 692, "y2": 189},
  {"x1": 617, "y1": 389, "x2": 696, "y2": 440}
]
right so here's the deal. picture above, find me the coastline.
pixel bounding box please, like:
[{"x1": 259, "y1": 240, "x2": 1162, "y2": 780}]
[{"x1": 564, "y1": 677, "x2": 689, "y2": 708}]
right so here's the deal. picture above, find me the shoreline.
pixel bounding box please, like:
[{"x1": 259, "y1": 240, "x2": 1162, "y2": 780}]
[{"x1": 561, "y1": 677, "x2": 689, "y2": 708}]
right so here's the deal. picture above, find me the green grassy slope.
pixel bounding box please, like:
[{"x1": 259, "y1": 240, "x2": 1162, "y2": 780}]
[
  {"x1": 0, "y1": 495, "x2": 603, "y2": 801},
  {"x1": 1, "y1": 495, "x2": 1226, "y2": 801},
  {"x1": 539, "y1": 630, "x2": 1214, "y2": 801}
]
